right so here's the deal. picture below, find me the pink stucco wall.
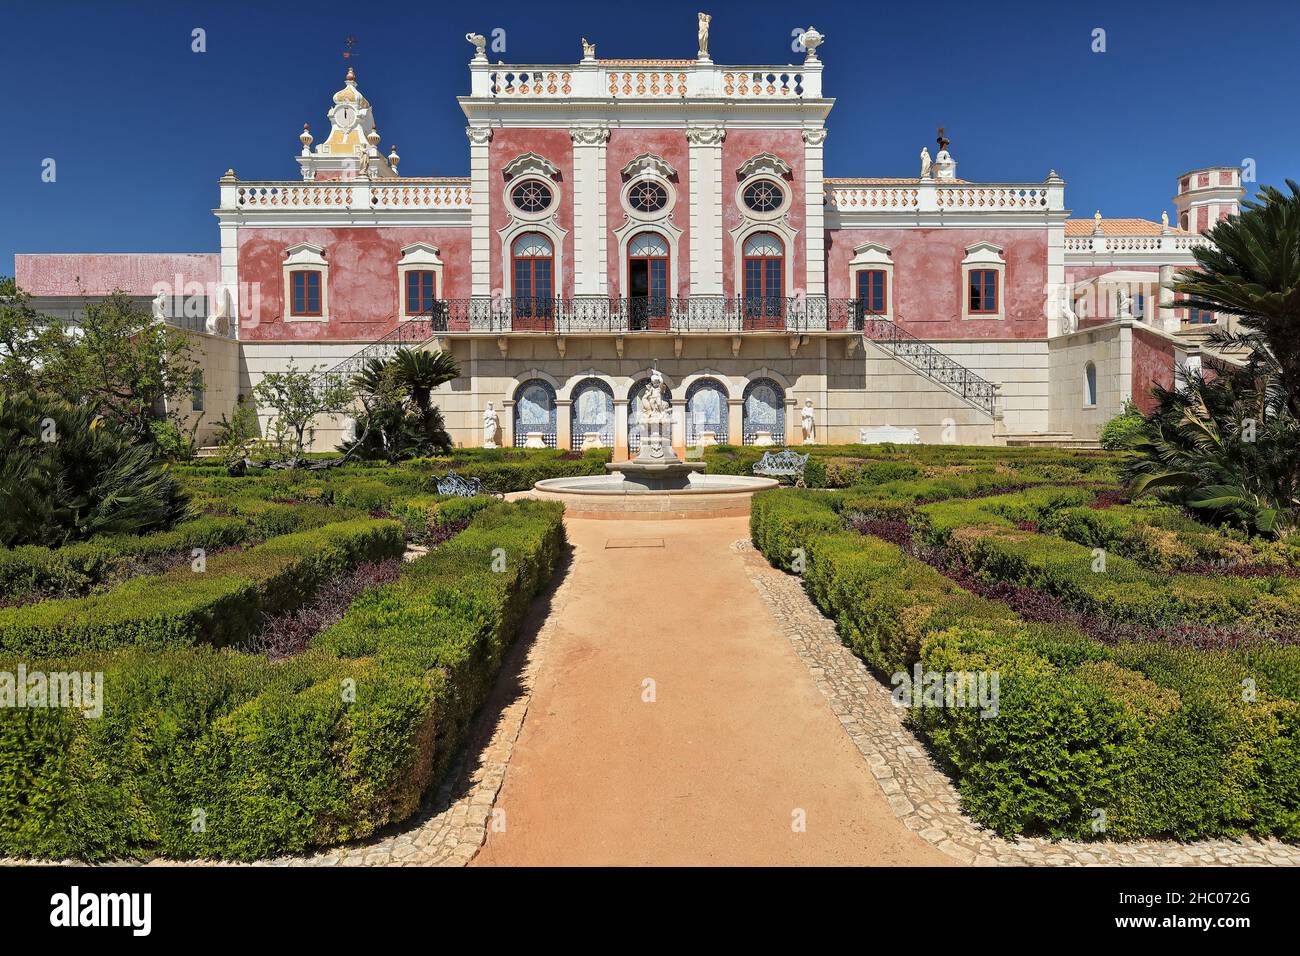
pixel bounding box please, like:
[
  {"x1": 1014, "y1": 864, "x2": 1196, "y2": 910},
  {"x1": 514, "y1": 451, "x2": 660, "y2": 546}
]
[
  {"x1": 488, "y1": 128, "x2": 575, "y2": 304},
  {"x1": 1131, "y1": 326, "x2": 1178, "y2": 412},
  {"x1": 605, "y1": 128, "x2": 691, "y2": 300},
  {"x1": 236, "y1": 227, "x2": 470, "y2": 341},
  {"x1": 721, "y1": 129, "x2": 806, "y2": 299},
  {"x1": 827, "y1": 228, "x2": 1049, "y2": 339},
  {"x1": 14, "y1": 253, "x2": 218, "y2": 297}
]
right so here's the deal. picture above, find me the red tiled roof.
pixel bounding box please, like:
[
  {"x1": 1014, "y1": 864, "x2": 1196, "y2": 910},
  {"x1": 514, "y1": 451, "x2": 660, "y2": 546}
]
[{"x1": 1065, "y1": 217, "x2": 1194, "y2": 236}]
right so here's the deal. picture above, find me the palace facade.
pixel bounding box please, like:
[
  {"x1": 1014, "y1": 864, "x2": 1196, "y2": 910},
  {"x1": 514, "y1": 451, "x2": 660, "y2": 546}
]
[{"x1": 13, "y1": 21, "x2": 1245, "y2": 454}]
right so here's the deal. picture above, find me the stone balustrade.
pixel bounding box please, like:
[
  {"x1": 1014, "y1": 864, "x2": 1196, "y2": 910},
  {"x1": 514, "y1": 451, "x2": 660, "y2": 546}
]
[
  {"x1": 827, "y1": 181, "x2": 1065, "y2": 214},
  {"x1": 471, "y1": 60, "x2": 823, "y2": 100},
  {"x1": 1063, "y1": 233, "x2": 1212, "y2": 254},
  {"x1": 226, "y1": 179, "x2": 472, "y2": 211}
]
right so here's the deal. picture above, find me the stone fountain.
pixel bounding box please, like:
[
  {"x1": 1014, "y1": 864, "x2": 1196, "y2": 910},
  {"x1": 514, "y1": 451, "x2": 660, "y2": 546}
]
[
  {"x1": 530, "y1": 366, "x2": 777, "y2": 518},
  {"x1": 604, "y1": 367, "x2": 705, "y2": 490}
]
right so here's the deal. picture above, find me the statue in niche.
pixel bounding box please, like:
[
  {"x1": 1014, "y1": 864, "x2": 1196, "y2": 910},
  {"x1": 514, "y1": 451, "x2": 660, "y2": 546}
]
[
  {"x1": 482, "y1": 401, "x2": 499, "y2": 448},
  {"x1": 801, "y1": 399, "x2": 816, "y2": 444}
]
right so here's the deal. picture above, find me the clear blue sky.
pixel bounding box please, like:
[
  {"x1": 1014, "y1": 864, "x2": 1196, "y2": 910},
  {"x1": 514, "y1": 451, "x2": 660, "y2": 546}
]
[{"x1": 3, "y1": 0, "x2": 1296, "y2": 272}]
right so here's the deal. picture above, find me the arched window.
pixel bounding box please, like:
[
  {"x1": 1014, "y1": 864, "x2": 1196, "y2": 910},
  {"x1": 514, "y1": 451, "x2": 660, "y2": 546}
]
[
  {"x1": 627, "y1": 232, "x2": 670, "y2": 330},
  {"x1": 512, "y1": 233, "x2": 554, "y2": 325},
  {"x1": 742, "y1": 232, "x2": 784, "y2": 326},
  {"x1": 1084, "y1": 362, "x2": 1098, "y2": 408},
  {"x1": 627, "y1": 377, "x2": 673, "y2": 455},
  {"x1": 686, "y1": 378, "x2": 728, "y2": 447},
  {"x1": 570, "y1": 378, "x2": 614, "y2": 451},
  {"x1": 514, "y1": 379, "x2": 557, "y2": 448},
  {"x1": 743, "y1": 377, "x2": 785, "y2": 445}
]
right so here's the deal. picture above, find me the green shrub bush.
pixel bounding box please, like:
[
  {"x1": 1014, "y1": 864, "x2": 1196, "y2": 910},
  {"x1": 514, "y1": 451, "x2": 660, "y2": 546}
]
[
  {"x1": 0, "y1": 519, "x2": 405, "y2": 656},
  {"x1": 749, "y1": 487, "x2": 1300, "y2": 840},
  {"x1": 408, "y1": 448, "x2": 610, "y2": 493},
  {"x1": 0, "y1": 499, "x2": 566, "y2": 860}
]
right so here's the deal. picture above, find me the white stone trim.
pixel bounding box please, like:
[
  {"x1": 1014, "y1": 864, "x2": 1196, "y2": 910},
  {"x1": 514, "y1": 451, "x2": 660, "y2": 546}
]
[
  {"x1": 282, "y1": 242, "x2": 329, "y2": 322},
  {"x1": 612, "y1": 221, "x2": 683, "y2": 300},
  {"x1": 848, "y1": 241, "x2": 894, "y2": 321},
  {"x1": 687, "y1": 125, "x2": 725, "y2": 294},
  {"x1": 497, "y1": 219, "x2": 568, "y2": 299},
  {"x1": 730, "y1": 220, "x2": 798, "y2": 299},
  {"x1": 960, "y1": 241, "x2": 1006, "y2": 322},
  {"x1": 571, "y1": 127, "x2": 610, "y2": 296},
  {"x1": 468, "y1": 126, "x2": 493, "y2": 296},
  {"x1": 396, "y1": 242, "x2": 444, "y2": 321},
  {"x1": 803, "y1": 127, "x2": 827, "y2": 296},
  {"x1": 501, "y1": 151, "x2": 561, "y2": 182},
  {"x1": 736, "y1": 152, "x2": 793, "y2": 180}
]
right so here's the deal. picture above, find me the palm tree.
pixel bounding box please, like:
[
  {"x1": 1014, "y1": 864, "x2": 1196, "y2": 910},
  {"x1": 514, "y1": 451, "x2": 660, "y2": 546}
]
[
  {"x1": 392, "y1": 348, "x2": 460, "y2": 413},
  {"x1": 1169, "y1": 179, "x2": 1300, "y2": 415}
]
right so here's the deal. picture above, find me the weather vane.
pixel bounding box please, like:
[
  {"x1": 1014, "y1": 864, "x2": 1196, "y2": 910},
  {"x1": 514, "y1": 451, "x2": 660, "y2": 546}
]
[
  {"x1": 936, "y1": 126, "x2": 950, "y2": 151},
  {"x1": 343, "y1": 35, "x2": 359, "y2": 64}
]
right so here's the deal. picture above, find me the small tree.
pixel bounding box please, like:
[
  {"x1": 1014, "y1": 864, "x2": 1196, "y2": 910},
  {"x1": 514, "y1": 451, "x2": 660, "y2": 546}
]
[
  {"x1": 254, "y1": 362, "x2": 354, "y2": 466},
  {"x1": 0, "y1": 286, "x2": 199, "y2": 442}
]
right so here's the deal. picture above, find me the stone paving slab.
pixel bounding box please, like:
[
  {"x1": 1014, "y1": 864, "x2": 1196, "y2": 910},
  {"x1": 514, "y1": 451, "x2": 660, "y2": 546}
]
[{"x1": 733, "y1": 538, "x2": 1300, "y2": 867}]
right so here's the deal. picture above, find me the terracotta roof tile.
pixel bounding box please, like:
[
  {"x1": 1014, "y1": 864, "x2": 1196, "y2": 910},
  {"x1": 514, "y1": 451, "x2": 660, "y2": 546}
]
[{"x1": 1065, "y1": 217, "x2": 1194, "y2": 236}]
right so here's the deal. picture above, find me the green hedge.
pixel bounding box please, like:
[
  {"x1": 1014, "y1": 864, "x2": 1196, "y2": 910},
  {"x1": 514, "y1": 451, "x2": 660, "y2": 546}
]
[
  {"x1": 0, "y1": 519, "x2": 405, "y2": 656},
  {"x1": 407, "y1": 448, "x2": 610, "y2": 493},
  {"x1": 750, "y1": 488, "x2": 1300, "y2": 840},
  {"x1": 0, "y1": 499, "x2": 566, "y2": 860}
]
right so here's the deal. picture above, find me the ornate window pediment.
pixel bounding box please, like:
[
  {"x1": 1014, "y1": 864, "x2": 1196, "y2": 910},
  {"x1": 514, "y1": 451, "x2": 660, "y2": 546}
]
[
  {"x1": 850, "y1": 241, "x2": 893, "y2": 266},
  {"x1": 398, "y1": 242, "x2": 442, "y2": 266},
  {"x1": 283, "y1": 242, "x2": 327, "y2": 266},
  {"x1": 962, "y1": 241, "x2": 1005, "y2": 266},
  {"x1": 737, "y1": 152, "x2": 792, "y2": 180},
  {"x1": 621, "y1": 153, "x2": 678, "y2": 181},
  {"x1": 502, "y1": 152, "x2": 561, "y2": 182}
]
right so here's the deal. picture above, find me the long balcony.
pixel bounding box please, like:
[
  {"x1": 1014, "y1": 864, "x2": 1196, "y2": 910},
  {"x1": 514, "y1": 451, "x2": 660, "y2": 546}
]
[{"x1": 397, "y1": 296, "x2": 866, "y2": 334}]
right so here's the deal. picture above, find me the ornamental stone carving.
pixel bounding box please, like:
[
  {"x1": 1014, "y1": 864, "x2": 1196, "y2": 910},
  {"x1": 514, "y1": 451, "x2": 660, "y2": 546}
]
[
  {"x1": 621, "y1": 152, "x2": 678, "y2": 180},
  {"x1": 502, "y1": 151, "x2": 562, "y2": 181},
  {"x1": 465, "y1": 33, "x2": 487, "y2": 60},
  {"x1": 737, "y1": 152, "x2": 793, "y2": 180},
  {"x1": 802, "y1": 127, "x2": 828, "y2": 147},
  {"x1": 697, "y1": 12, "x2": 711, "y2": 60},
  {"x1": 570, "y1": 126, "x2": 611, "y2": 146},
  {"x1": 685, "y1": 125, "x2": 726, "y2": 147},
  {"x1": 465, "y1": 125, "x2": 493, "y2": 146},
  {"x1": 798, "y1": 26, "x2": 824, "y2": 60}
]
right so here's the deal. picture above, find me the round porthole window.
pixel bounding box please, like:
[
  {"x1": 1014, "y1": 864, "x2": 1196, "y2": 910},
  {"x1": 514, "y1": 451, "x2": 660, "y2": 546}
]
[
  {"x1": 628, "y1": 180, "x2": 668, "y2": 213},
  {"x1": 511, "y1": 179, "x2": 553, "y2": 214},
  {"x1": 742, "y1": 179, "x2": 784, "y2": 214}
]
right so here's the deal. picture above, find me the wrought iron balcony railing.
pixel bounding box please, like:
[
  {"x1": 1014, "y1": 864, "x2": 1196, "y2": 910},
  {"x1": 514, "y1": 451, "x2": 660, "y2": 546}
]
[
  {"x1": 314, "y1": 297, "x2": 999, "y2": 419},
  {"x1": 381, "y1": 296, "x2": 839, "y2": 334}
]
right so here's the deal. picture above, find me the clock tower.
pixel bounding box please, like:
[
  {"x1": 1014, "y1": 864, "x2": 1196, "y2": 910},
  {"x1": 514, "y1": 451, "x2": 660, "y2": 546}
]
[{"x1": 296, "y1": 67, "x2": 398, "y2": 181}]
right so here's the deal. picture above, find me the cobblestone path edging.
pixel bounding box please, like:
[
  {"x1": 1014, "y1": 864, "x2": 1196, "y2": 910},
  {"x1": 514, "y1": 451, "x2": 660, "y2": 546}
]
[{"x1": 733, "y1": 538, "x2": 1300, "y2": 867}]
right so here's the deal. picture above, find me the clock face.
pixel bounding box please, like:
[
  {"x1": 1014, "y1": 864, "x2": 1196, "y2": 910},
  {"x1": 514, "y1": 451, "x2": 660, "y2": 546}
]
[{"x1": 333, "y1": 105, "x2": 357, "y2": 129}]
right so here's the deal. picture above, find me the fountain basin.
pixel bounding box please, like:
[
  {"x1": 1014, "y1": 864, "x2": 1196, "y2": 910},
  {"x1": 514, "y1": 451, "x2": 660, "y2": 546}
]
[{"x1": 532, "y1": 472, "x2": 778, "y2": 519}]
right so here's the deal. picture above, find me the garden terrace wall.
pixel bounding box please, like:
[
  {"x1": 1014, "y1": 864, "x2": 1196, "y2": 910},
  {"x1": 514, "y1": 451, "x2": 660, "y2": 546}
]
[{"x1": 0, "y1": 498, "x2": 566, "y2": 860}]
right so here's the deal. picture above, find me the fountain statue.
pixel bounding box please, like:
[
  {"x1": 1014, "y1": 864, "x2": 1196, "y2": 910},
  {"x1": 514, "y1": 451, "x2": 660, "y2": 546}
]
[{"x1": 638, "y1": 367, "x2": 672, "y2": 460}]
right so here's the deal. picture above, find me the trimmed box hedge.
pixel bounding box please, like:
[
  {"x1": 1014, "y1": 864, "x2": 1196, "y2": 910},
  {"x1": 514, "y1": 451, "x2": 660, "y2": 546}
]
[
  {"x1": 750, "y1": 488, "x2": 1300, "y2": 840},
  {"x1": 0, "y1": 498, "x2": 566, "y2": 860},
  {"x1": 0, "y1": 519, "x2": 405, "y2": 656}
]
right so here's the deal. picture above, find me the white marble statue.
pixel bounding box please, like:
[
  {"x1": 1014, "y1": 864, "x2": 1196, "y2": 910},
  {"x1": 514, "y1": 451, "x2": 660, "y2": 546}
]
[
  {"x1": 639, "y1": 368, "x2": 672, "y2": 458},
  {"x1": 581, "y1": 37, "x2": 596, "y2": 60},
  {"x1": 465, "y1": 32, "x2": 487, "y2": 60},
  {"x1": 801, "y1": 399, "x2": 816, "y2": 444},
  {"x1": 1161, "y1": 209, "x2": 1170, "y2": 232},
  {"x1": 1061, "y1": 298, "x2": 1080, "y2": 334},
  {"x1": 697, "y1": 12, "x2": 711, "y2": 59},
  {"x1": 150, "y1": 291, "x2": 168, "y2": 326},
  {"x1": 919, "y1": 147, "x2": 932, "y2": 178},
  {"x1": 1117, "y1": 290, "x2": 1134, "y2": 319},
  {"x1": 482, "y1": 401, "x2": 499, "y2": 448}
]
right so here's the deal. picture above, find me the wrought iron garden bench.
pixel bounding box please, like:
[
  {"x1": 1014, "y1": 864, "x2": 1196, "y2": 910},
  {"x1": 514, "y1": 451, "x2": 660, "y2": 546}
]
[
  {"x1": 752, "y1": 449, "x2": 810, "y2": 488},
  {"x1": 434, "y1": 471, "x2": 500, "y2": 498}
]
